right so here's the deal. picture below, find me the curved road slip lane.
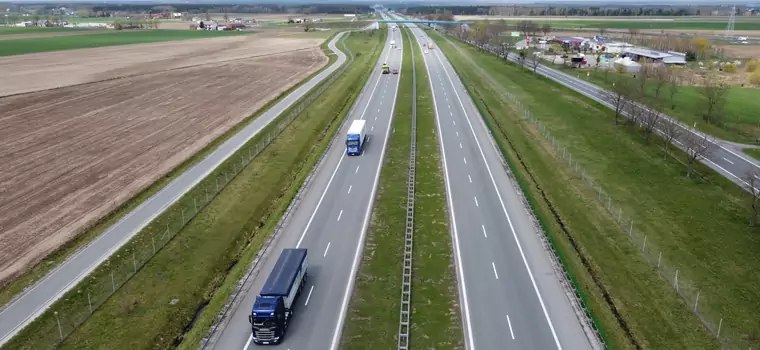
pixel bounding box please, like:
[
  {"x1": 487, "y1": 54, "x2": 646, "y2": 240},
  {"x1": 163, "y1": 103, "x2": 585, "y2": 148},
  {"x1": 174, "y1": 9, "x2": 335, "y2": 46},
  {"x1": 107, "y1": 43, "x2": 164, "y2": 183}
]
[
  {"x1": 210, "y1": 24, "x2": 404, "y2": 350},
  {"x1": 411, "y1": 24, "x2": 599, "y2": 350},
  {"x1": 0, "y1": 32, "x2": 349, "y2": 347}
]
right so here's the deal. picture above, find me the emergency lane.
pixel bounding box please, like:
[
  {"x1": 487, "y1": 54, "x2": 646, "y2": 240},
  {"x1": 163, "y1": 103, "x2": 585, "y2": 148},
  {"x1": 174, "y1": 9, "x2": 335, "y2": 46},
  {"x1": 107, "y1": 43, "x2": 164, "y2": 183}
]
[
  {"x1": 210, "y1": 22, "x2": 404, "y2": 350},
  {"x1": 407, "y1": 22, "x2": 600, "y2": 350}
]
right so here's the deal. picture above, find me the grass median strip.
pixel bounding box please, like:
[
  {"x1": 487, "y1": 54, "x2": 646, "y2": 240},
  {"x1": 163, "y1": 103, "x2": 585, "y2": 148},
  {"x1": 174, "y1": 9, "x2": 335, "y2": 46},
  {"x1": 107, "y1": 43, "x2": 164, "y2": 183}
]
[
  {"x1": 431, "y1": 29, "x2": 731, "y2": 349},
  {"x1": 0, "y1": 33, "x2": 341, "y2": 311},
  {"x1": 2, "y1": 30, "x2": 386, "y2": 350},
  {"x1": 0, "y1": 30, "x2": 254, "y2": 56},
  {"x1": 341, "y1": 27, "x2": 462, "y2": 350}
]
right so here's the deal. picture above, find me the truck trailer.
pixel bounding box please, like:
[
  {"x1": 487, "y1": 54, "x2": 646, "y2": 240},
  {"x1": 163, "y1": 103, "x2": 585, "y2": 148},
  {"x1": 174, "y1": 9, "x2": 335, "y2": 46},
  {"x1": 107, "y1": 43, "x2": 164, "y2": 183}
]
[
  {"x1": 346, "y1": 120, "x2": 367, "y2": 156},
  {"x1": 249, "y1": 248, "x2": 308, "y2": 345}
]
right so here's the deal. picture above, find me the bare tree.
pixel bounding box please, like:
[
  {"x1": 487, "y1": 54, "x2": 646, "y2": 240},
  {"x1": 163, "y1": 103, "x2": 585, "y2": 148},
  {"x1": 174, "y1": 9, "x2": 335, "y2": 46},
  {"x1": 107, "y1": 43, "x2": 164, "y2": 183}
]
[
  {"x1": 541, "y1": 24, "x2": 551, "y2": 36},
  {"x1": 518, "y1": 50, "x2": 526, "y2": 68},
  {"x1": 502, "y1": 39, "x2": 514, "y2": 64},
  {"x1": 743, "y1": 169, "x2": 760, "y2": 226},
  {"x1": 661, "y1": 119, "x2": 682, "y2": 159},
  {"x1": 604, "y1": 78, "x2": 633, "y2": 125},
  {"x1": 624, "y1": 97, "x2": 645, "y2": 129},
  {"x1": 641, "y1": 104, "x2": 663, "y2": 143},
  {"x1": 700, "y1": 73, "x2": 729, "y2": 125},
  {"x1": 683, "y1": 131, "x2": 715, "y2": 178},
  {"x1": 530, "y1": 51, "x2": 541, "y2": 76},
  {"x1": 651, "y1": 66, "x2": 670, "y2": 99},
  {"x1": 637, "y1": 63, "x2": 651, "y2": 93},
  {"x1": 667, "y1": 74, "x2": 680, "y2": 110}
]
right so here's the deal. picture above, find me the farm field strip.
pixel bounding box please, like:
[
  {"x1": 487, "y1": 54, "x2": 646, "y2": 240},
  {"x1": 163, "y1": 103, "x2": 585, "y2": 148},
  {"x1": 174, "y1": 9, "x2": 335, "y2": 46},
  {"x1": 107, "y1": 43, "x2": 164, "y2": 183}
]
[
  {"x1": 0, "y1": 29, "x2": 255, "y2": 57},
  {"x1": 0, "y1": 35, "x2": 324, "y2": 97}
]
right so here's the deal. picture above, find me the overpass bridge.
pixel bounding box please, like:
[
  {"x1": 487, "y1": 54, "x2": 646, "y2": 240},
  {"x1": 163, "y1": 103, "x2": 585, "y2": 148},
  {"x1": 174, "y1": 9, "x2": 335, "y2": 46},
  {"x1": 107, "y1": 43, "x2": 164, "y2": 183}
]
[{"x1": 376, "y1": 19, "x2": 470, "y2": 25}]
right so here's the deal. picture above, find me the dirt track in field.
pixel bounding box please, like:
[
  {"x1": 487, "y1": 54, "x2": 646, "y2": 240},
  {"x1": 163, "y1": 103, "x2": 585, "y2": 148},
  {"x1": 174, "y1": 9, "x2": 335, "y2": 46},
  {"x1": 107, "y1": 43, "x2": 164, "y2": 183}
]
[
  {"x1": 0, "y1": 40, "x2": 327, "y2": 286},
  {"x1": 0, "y1": 34, "x2": 324, "y2": 97}
]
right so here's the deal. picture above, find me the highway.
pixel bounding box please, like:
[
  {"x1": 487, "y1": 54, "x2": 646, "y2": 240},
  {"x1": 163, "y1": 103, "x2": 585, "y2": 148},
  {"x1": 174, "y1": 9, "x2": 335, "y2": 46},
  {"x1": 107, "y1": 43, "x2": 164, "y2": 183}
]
[
  {"x1": 409, "y1": 23, "x2": 598, "y2": 350},
  {"x1": 0, "y1": 32, "x2": 350, "y2": 346},
  {"x1": 209, "y1": 23, "x2": 403, "y2": 350},
  {"x1": 435, "y1": 27, "x2": 760, "y2": 192}
]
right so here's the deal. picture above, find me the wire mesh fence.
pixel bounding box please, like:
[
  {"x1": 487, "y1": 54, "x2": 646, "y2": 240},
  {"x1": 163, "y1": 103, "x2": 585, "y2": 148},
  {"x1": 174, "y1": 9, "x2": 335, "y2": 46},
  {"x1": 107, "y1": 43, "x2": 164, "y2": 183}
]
[
  {"x1": 11, "y1": 33, "x2": 355, "y2": 350},
  {"x1": 504, "y1": 91, "x2": 756, "y2": 350}
]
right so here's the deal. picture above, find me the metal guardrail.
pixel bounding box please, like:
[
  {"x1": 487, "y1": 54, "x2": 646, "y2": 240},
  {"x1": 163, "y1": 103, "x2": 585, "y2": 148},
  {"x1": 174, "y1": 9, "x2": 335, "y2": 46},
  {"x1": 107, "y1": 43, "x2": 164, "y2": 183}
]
[{"x1": 397, "y1": 26, "x2": 417, "y2": 350}]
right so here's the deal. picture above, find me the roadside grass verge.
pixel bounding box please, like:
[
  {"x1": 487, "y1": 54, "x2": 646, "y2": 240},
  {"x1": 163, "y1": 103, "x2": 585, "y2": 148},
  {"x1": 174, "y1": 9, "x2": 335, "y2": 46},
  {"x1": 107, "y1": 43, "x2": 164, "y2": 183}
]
[
  {"x1": 177, "y1": 28, "x2": 385, "y2": 350},
  {"x1": 742, "y1": 148, "x2": 760, "y2": 161},
  {"x1": 3, "y1": 29, "x2": 384, "y2": 350},
  {"x1": 341, "y1": 27, "x2": 462, "y2": 350},
  {"x1": 564, "y1": 67, "x2": 760, "y2": 144},
  {"x1": 430, "y1": 29, "x2": 749, "y2": 349},
  {"x1": 0, "y1": 29, "x2": 253, "y2": 56}
]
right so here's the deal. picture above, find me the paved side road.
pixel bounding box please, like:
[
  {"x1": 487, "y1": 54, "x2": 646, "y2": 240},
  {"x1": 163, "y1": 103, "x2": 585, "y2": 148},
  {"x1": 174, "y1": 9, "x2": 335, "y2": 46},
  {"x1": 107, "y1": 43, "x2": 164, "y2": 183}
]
[
  {"x1": 410, "y1": 22, "x2": 601, "y2": 350},
  {"x1": 441, "y1": 28, "x2": 760, "y2": 191},
  {"x1": 211, "y1": 20, "x2": 404, "y2": 350},
  {"x1": 0, "y1": 32, "x2": 350, "y2": 347}
]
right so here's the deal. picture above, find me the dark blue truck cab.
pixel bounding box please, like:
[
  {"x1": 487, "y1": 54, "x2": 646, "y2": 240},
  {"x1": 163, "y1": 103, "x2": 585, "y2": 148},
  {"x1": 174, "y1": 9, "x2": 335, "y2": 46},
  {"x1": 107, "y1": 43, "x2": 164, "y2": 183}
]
[{"x1": 249, "y1": 248, "x2": 308, "y2": 345}]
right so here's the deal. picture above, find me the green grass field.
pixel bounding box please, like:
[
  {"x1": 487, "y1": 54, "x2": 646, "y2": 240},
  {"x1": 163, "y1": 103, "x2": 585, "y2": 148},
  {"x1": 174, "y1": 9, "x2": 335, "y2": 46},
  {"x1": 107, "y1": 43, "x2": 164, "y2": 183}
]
[
  {"x1": 502, "y1": 19, "x2": 760, "y2": 31},
  {"x1": 0, "y1": 29, "x2": 252, "y2": 56},
  {"x1": 743, "y1": 147, "x2": 760, "y2": 161},
  {"x1": 3, "y1": 30, "x2": 384, "y2": 350},
  {"x1": 0, "y1": 26, "x2": 98, "y2": 35},
  {"x1": 577, "y1": 69, "x2": 760, "y2": 144},
  {"x1": 340, "y1": 27, "x2": 462, "y2": 349},
  {"x1": 430, "y1": 28, "x2": 760, "y2": 349}
]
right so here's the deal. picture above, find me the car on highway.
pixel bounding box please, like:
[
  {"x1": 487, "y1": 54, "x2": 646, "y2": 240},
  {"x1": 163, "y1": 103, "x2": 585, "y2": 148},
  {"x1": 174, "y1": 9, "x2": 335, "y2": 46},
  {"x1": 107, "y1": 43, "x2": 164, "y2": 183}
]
[
  {"x1": 424, "y1": 50, "x2": 428, "y2": 54},
  {"x1": 392, "y1": 68, "x2": 399, "y2": 74}
]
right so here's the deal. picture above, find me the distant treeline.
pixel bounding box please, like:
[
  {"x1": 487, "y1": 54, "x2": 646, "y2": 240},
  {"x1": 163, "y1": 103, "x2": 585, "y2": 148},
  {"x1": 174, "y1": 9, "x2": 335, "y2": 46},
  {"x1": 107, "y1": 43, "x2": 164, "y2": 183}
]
[
  {"x1": 7, "y1": 3, "x2": 369, "y2": 16},
  {"x1": 402, "y1": 5, "x2": 757, "y2": 17}
]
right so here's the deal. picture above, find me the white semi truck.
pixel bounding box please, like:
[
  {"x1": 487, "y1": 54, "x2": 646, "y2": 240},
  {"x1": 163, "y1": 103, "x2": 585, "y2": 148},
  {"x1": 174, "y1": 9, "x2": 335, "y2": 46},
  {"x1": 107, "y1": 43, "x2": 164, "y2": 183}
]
[
  {"x1": 346, "y1": 120, "x2": 367, "y2": 156},
  {"x1": 390, "y1": 39, "x2": 396, "y2": 48}
]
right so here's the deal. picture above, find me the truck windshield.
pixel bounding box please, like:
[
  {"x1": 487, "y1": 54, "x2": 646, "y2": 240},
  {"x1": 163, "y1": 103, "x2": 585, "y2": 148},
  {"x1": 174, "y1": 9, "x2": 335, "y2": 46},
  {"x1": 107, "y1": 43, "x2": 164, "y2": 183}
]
[
  {"x1": 347, "y1": 140, "x2": 359, "y2": 146},
  {"x1": 252, "y1": 317, "x2": 277, "y2": 328}
]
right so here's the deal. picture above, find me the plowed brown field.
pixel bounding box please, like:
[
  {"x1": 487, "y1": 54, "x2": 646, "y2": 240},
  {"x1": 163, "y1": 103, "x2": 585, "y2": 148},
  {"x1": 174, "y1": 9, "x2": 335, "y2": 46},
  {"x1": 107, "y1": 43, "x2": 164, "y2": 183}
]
[{"x1": 0, "y1": 38, "x2": 327, "y2": 285}]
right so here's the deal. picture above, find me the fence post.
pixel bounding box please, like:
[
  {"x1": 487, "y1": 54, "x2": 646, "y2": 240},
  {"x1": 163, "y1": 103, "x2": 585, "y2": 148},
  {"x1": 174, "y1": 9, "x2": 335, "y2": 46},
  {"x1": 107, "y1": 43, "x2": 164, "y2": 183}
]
[
  {"x1": 88, "y1": 293, "x2": 93, "y2": 314},
  {"x1": 111, "y1": 271, "x2": 115, "y2": 292},
  {"x1": 181, "y1": 209, "x2": 186, "y2": 226},
  {"x1": 152, "y1": 236, "x2": 156, "y2": 254},
  {"x1": 54, "y1": 311, "x2": 63, "y2": 341},
  {"x1": 642, "y1": 236, "x2": 647, "y2": 252},
  {"x1": 628, "y1": 221, "x2": 633, "y2": 236},
  {"x1": 717, "y1": 318, "x2": 723, "y2": 339},
  {"x1": 657, "y1": 251, "x2": 662, "y2": 268},
  {"x1": 694, "y1": 290, "x2": 700, "y2": 312},
  {"x1": 132, "y1": 253, "x2": 137, "y2": 273},
  {"x1": 194, "y1": 198, "x2": 198, "y2": 214},
  {"x1": 674, "y1": 269, "x2": 679, "y2": 292}
]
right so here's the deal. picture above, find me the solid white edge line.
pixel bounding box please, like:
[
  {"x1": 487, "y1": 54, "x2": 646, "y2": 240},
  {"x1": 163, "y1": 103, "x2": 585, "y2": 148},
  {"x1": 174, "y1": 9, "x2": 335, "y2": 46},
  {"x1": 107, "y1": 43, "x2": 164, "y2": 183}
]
[
  {"x1": 414, "y1": 26, "x2": 475, "y2": 350},
  {"x1": 3, "y1": 32, "x2": 353, "y2": 350},
  {"x1": 430, "y1": 34, "x2": 563, "y2": 349},
  {"x1": 329, "y1": 26, "x2": 403, "y2": 350}
]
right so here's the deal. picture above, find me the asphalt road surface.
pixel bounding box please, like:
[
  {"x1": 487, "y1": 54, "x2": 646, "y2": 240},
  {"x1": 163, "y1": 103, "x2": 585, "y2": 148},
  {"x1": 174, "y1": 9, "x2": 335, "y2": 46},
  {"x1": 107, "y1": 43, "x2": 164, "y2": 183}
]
[
  {"x1": 409, "y1": 24, "x2": 597, "y2": 350},
  {"x1": 0, "y1": 32, "x2": 350, "y2": 347},
  {"x1": 210, "y1": 26, "x2": 404, "y2": 350}
]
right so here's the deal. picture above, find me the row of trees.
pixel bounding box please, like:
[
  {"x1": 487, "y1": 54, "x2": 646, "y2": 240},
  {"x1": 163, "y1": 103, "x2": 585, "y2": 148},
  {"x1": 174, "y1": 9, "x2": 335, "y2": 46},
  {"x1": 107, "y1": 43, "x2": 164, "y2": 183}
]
[{"x1": 406, "y1": 5, "x2": 754, "y2": 17}]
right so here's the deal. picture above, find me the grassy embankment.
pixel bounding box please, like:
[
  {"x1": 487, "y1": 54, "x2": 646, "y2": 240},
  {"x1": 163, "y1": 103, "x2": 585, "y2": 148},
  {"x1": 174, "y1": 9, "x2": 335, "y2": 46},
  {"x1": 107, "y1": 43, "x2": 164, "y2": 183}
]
[
  {"x1": 0, "y1": 31, "x2": 343, "y2": 311},
  {"x1": 742, "y1": 147, "x2": 760, "y2": 161},
  {"x1": 341, "y1": 27, "x2": 462, "y2": 349},
  {"x1": 566, "y1": 68, "x2": 760, "y2": 144},
  {"x1": 431, "y1": 28, "x2": 760, "y2": 349},
  {"x1": 4, "y1": 28, "x2": 386, "y2": 350},
  {"x1": 0, "y1": 26, "x2": 96, "y2": 35},
  {"x1": 0, "y1": 29, "x2": 253, "y2": 56}
]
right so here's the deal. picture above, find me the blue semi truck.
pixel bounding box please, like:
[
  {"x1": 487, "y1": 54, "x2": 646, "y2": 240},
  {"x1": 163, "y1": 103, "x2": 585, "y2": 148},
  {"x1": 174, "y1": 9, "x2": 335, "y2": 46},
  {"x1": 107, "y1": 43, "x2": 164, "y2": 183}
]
[
  {"x1": 249, "y1": 248, "x2": 308, "y2": 345},
  {"x1": 346, "y1": 120, "x2": 367, "y2": 156}
]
